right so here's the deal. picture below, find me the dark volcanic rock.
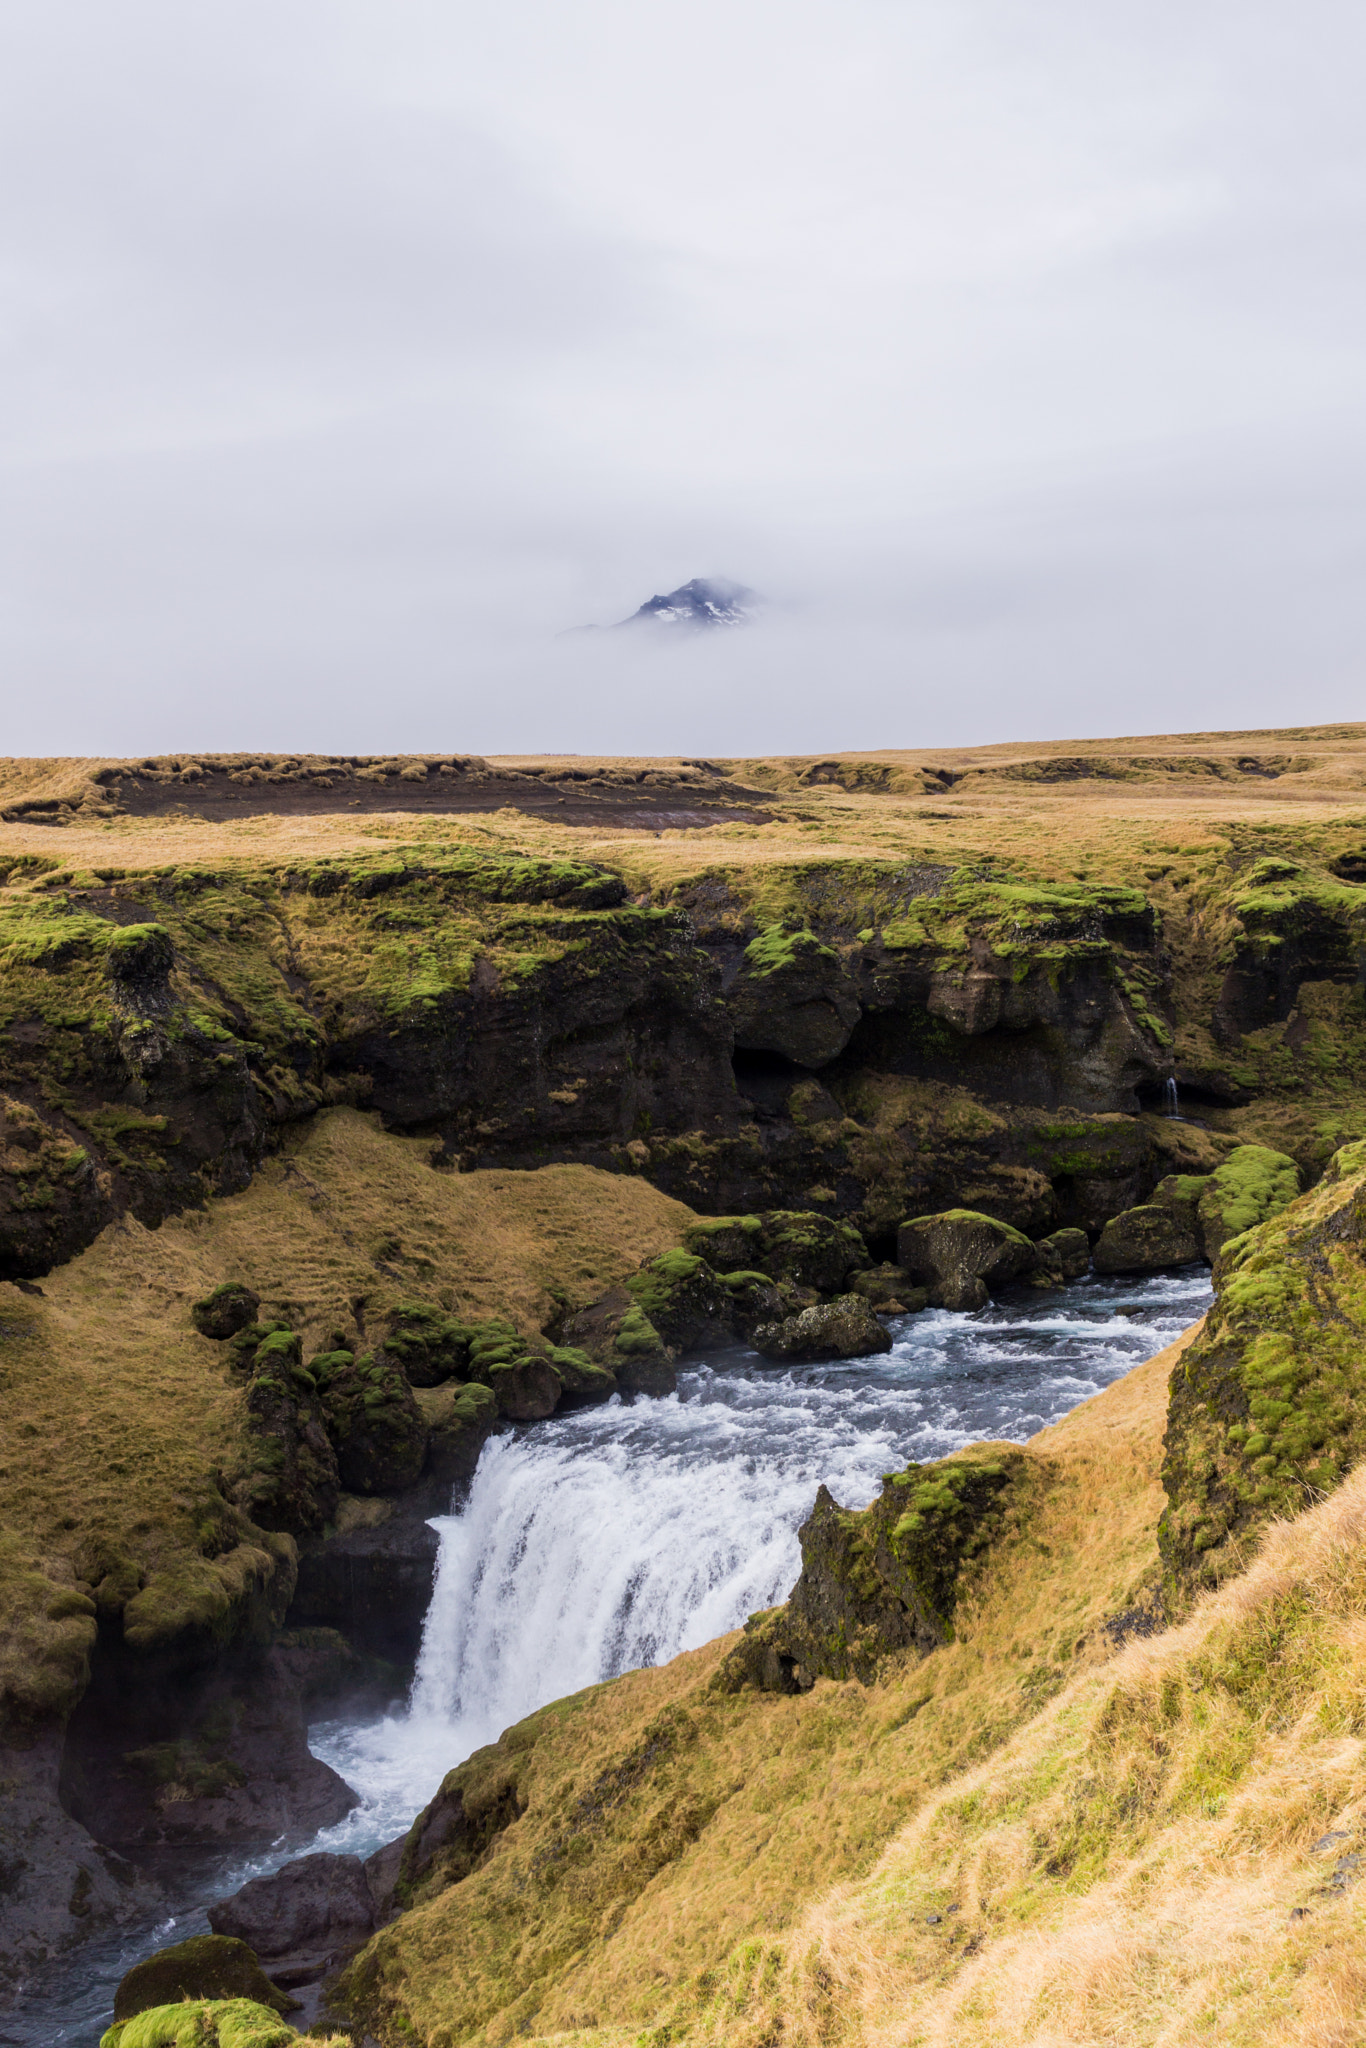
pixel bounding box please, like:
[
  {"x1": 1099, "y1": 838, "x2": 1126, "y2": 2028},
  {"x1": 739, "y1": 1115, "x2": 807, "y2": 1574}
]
[
  {"x1": 728, "y1": 925, "x2": 861, "y2": 1068},
  {"x1": 0, "y1": 1730, "x2": 162, "y2": 1995},
  {"x1": 239, "y1": 1331, "x2": 341, "y2": 1535},
  {"x1": 625, "y1": 1250, "x2": 735, "y2": 1352},
  {"x1": 191, "y1": 1282, "x2": 262, "y2": 1339},
  {"x1": 1093, "y1": 1203, "x2": 1203, "y2": 1273},
  {"x1": 752, "y1": 1295, "x2": 892, "y2": 1362},
  {"x1": 722, "y1": 1448, "x2": 1032, "y2": 1692},
  {"x1": 317, "y1": 1353, "x2": 429, "y2": 1493},
  {"x1": 113, "y1": 1934, "x2": 295, "y2": 2021},
  {"x1": 208, "y1": 1852, "x2": 375, "y2": 1963},
  {"x1": 560, "y1": 1287, "x2": 677, "y2": 1394},
  {"x1": 896, "y1": 1209, "x2": 1038, "y2": 1310}
]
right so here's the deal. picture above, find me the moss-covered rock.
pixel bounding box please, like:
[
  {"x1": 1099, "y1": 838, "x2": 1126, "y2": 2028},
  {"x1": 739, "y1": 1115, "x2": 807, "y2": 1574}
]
[
  {"x1": 559, "y1": 1288, "x2": 676, "y2": 1394},
  {"x1": 544, "y1": 1343, "x2": 617, "y2": 1399},
  {"x1": 625, "y1": 1250, "x2": 735, "y2": 1352},
  {"x1": 751, "y1": 1295, "x2": 892, "y2": 1362},
  {"x1": 317, "y1": 1353, "x2": 429, "y2": 1493},
  {"x1": 100, "y1": 1997, "x2": 297, "y2": 2048},
  {"x1": 111, "y1": 1935, "x2": 294, "y2": 2024},
  {"x1": 191, "y1": 1284, "x2": 262, "y2": 1341},
  {"x1": 463, "y1": 1321, "x2": 563, "y2": 1419},
  {"x1": 681, "y1": 1214, "x2": 765, "y2": 1269},
  {"x1": 379, "y1": 1303, "x2": 474, "y2": 1387},
  {"x1": 103, "y1": 922, "x2": 174, "y2": 985},
  {"x1": 1032, "y1": 1227, "x2": 1091, "y2": 1284},
  {"x1": 847, "y1": 1262, "x2": 929, "y2": 1311},
  {"x1": 417, "y1": 1380, "x2": 499, "y2": 1485},
  {"x1": 1197, "y1": 1144, "x2": 1301, "y2": 1264},
  {"x1": 239, "y1": 1333, "x2": 340, "y2": 1534},
  {"x1": 1159, "y1": 1140, "x2": 1366, "y2": 1605},
  {"x1": 1092, "y1": 1203, "x2": 1203, "y2": 1274},
  {"x1": 728, "y1": 923, "x2": 861, "y2": 1067},
  {"x1": 895, "y1": 1208, "x2": 1037, "y2": 1310},
  {"x1": 681, "y1": 1209, "x2": 868, "y2": 1293},
  {"x1": 722, "y1": 1447, "x2": 1032, "y2": 1689}
]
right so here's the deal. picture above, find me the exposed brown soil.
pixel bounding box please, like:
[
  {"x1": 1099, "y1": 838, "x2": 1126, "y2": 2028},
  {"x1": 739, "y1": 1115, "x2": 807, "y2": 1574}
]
[{"x1": 6, "y1": 759, "x2": 772, "y2": 832}]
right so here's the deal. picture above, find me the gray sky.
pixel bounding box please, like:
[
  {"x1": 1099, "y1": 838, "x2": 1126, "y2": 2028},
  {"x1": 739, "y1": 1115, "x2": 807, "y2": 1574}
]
[{"x1": 4, "y1": 0, "x2": 1366, "y2": 756}]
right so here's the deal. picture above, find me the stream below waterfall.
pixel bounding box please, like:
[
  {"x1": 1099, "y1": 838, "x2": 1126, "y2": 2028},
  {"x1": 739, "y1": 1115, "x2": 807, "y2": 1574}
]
[{"x1": 7, "y1": 1266, "x2": 1212, "y2": 2046}]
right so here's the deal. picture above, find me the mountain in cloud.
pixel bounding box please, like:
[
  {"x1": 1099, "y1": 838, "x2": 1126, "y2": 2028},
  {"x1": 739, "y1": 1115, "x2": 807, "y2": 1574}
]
[{"x1": 619, "y1": 576, "x2": 757, "y2": 628}]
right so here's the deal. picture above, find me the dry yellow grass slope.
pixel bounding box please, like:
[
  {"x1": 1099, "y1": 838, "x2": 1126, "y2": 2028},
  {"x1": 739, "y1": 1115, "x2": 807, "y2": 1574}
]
[
  {"x1": 0, "y1": 1109, "x2": 694, "y2": 1724},
  {"x1": 334, "y1": 1330, "x2": 1204, "y2": 2047},
  {"x1": 341, "y1": 1320, "x2": 1366, "y2": 2048}
]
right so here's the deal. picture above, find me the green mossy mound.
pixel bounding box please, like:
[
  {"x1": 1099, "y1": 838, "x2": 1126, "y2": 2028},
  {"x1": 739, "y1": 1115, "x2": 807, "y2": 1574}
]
[
  {"x1": 1092, "y1": 1203, "x2": 1203, "y2": 1274},
  {"x1": 191, "y1": 1283, "x2": 261, "y2": 1341},
  {"x1": 111, "y1": 1935, "x2": 293, "y2": 2025},
  {"x1": 681, "y1": 1209, "x2": 868, "y2": 1293},
  {"x1": 723, "y1": 1446, "x2": 1034, "y2": 1690},
  {"x1": 101, "y1": 1998, "x2": 297, "y2": 2048},
  {"x1": 239, "y1": 1330, "x2": 340, "y2": 1533},
  {"x1": 316, "y1": 1353, "x2": 428, "y2": 1493},
  {"x1": 625, "y1": 1249, "x2": 735, "y2": 1352},
  {"x1": 1197, "y1": 1144, "x2": 1301, "y2": 1264},
  {"x1": 463, "y1": 1319, "x2": 563, "y2": 1418},
  {"x1": 104, "y1": 922, "x2": 174, "y2": 983},
  {"x1": 895, "y1": 1208, "x2": 1037, "y2": 1310},
  {"x1": 1159, "y1": 1140, "x2": 1366, "y2": 1603},
  {"x1": 559, "y1": 1288, "x2": 675, "y2": 1392},
  {"x1": 379, "y1": 1303, "x2": 475, "y2": 1387}
]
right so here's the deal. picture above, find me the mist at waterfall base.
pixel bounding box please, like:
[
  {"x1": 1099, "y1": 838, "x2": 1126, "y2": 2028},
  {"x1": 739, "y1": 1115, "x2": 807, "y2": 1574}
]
[{"x1": 307, "y1": 1266, "x2": 1213, "y2": 1859}]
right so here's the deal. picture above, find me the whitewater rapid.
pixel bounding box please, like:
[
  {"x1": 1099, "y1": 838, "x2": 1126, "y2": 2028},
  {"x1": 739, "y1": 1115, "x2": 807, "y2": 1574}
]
[{"x1": 306, "y1": 1266, "x2": 1213, "y2": 1855}]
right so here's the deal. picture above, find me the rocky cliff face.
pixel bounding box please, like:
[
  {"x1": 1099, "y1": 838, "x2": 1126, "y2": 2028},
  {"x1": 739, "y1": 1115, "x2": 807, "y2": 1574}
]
[{"x1": 0, "y1": 850, "x2": 1209, "y2": 1284}]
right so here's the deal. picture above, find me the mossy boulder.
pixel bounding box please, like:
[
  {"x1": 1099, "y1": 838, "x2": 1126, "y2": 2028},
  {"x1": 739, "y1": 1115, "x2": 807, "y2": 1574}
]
[
  {"x1": 226, "y1": 1320, "x2": 295, "y2": 1375},
  {"x1": 463, "y1": 1320, "x2": 563, "y2": 1419},
  {"x1": 104, "y1": 921, "x2": 174, "y2": 984},
  {"x1": 1092, "y1": 1203, "x2": 1203, "y2": 1274},
  {"x1": 716, "y1": 1267, "x2": 795, "y2": 1332},
  {"x1": 751, "y1": 1295, "x2": 892, "y2": 1362},
  {"x1": 100, "y1": 1998, "x2": 297, "y2": 2048},
  {"x1": 317, "y1": 1353, "x2": 429, "y2": 1493},
  {"x1": 111, "y1": 1934, "x2": 294, "y2": 2023},
  {"x1": 625, "y1": 1250, "x2": 735, "y2": 1353},
  {"x1": 380, "y1": 1303, "x2": 474, "y2": 1387},
  {"x1": 544, "y1": 1343, "x2": 617, "y2": 1399},
  {"x1": 895, "y1": 1208, "x2": 1037, "y2": 1310},
  {"x1": 1159, "y1": 1140, "x2": 1366, "y2": 1604},
  {"x1": 757, "y1": 1210, "x2": 869, "y2": 1292},
  {"x1": 240, "y1": 1333, "x2": 340, "y2": 1533},
  {"x1": 1031, "y1": 1227, "x2": 1091, "y2": 1285},
  {"x1": 728, "y1": 922, "x2": 861, "y2": 1067},
  {"x1": 1197, "y1": 1144, "x2": 1301, "y2": 1265},
  {"x1": 722, "y1": 1447, "x2": 1032, "y2": 1690},
  {"x1": 191, "y1": 1283, "x2": 262, "y2": 1340},
  {"x1": 681, "y1": 1214, "x2": 765, "y2": 1270},
  {"x1": 848, "y1": 1263, "x2": 930, "y2": 1312},
  {"x1": 681, "y1": 1209, "x2": 868, "y2": 1294},
  {"x1": 418, "y1": 1379, "x2": 499, "y2": 1484},
  {"x1": 559, "y1": 1288, "x2": 676, "y2": 1394}
]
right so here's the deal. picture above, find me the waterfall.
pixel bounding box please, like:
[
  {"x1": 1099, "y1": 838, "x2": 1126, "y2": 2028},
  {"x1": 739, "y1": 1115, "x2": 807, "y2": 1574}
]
[
  {"x1": 1164, "y1": 1076, "x2": 1179, "y2": 1117},
  {"x1": 305, "y1": 1267, "x2": 1216, "y2": 1859}
]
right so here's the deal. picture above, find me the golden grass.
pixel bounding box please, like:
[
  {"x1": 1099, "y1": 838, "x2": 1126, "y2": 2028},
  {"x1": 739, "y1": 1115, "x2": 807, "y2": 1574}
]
[
  {"x1": 0, "y1": 1109, "x2": 694, "y2": 1719},
  {"x1": 357, "y1": 1319, "x2": 1366, "y2": 2048},
  {"x1": 340, "y1": 1329, "x2": 1203, "y2": 2046}
]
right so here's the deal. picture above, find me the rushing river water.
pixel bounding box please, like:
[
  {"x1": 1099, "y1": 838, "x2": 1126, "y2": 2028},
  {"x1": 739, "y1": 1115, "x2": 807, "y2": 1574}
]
[{"x1": 6, "y1": 1266, "x2": 1211, "y2": 2046}]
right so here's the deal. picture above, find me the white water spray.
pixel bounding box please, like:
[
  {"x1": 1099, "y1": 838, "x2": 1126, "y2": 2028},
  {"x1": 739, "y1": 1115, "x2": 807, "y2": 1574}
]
[{"x1": 307, "y1": 1269, "x2": 1214, "y2": 1858}]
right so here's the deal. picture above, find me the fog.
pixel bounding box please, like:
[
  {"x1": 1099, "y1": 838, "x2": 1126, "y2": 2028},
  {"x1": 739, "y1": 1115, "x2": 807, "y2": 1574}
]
[{"x1": 3, "y1": 0, "x2": 1365, "y2": 755}]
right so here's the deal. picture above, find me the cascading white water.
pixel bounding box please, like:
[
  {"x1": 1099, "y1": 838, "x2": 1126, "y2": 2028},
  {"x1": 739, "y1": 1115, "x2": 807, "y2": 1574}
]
[
  {"x1": 12, "y1": 1268, "x2": 1217, "y2": 2047},
  {"x1": 305, "y1": 1266, "x2": 1213, "y2": 1857}
]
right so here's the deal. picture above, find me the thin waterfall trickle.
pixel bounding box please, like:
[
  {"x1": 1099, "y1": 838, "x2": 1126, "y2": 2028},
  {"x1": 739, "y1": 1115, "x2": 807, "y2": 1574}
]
[{"x1": 1164, "y1": 1076, "x2": 1179, "y2": 1117}]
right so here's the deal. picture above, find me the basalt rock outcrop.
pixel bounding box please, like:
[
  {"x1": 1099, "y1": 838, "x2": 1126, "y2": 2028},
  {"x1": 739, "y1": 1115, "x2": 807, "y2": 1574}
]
[
  {"x1": 896, "y1": 1208, "x2": 1039, "y2": 1310},
  {"x1": 111, "y1": 1934, "x2": 296, "y2": 2023},
  {"x1": 1159, "y1": 1140, "x2": 1366, "y2": 1606},
  {"x1": 722, "y1": 1445, "x2": 1037, "y2": 1691},
  {"x1": 751, "y1": 1294, "x2": 892, "y2": 1362}
]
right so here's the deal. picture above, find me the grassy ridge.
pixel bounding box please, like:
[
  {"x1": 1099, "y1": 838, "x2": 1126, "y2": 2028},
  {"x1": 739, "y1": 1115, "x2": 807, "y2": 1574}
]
[{"x1": 0, "y1": 1111, "x2": 693, "y2": 1734}]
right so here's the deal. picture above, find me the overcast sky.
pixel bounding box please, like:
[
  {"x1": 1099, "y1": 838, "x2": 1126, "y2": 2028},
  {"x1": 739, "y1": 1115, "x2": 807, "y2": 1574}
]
[{"x1": 3, "y1": 0, "x2": 1366, "y2": 756}]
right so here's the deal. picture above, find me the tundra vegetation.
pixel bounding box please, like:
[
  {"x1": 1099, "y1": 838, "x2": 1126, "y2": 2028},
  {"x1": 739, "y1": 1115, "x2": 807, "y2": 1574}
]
[{"x1": 1, "y1": 727, "x2": 1365, "y2": 2044}]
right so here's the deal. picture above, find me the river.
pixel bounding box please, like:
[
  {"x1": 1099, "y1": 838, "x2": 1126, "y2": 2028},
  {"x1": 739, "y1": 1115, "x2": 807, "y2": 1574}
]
[{"x1": 4, "y1": 1266, "x2": 1211, "y2": 2046}]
